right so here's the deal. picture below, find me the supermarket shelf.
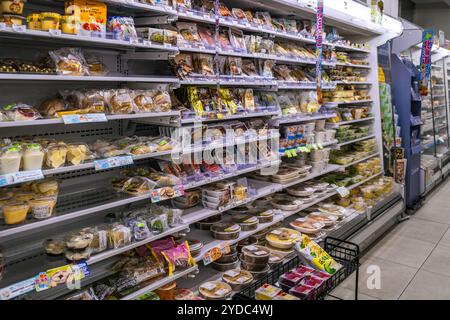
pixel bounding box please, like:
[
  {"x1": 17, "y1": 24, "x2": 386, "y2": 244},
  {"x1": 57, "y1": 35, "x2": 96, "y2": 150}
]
[
  {"x1": 0, "y1": 74, "x2": 180, "y2": 83},
  {"x1": 180, "y1": 110, "x2": 280, "y2": 124},
  {"x1": 0, "y1": 27, "x2": 179, "y2": 51},
  {"x1": 180, "y1": 77, "x2": 277, "y2": 87},
  {"x1": 280, "y1": 140, "x2": 338, "y2": 157},
  {"x1": 193, "y1": 213, "x2": 285, "y2": 263},
  {"x1": 337, "y1": 134, "x2": 376, "y2": 147},
  {"x1": 87, "y1": 224, "x2": 189, "y2": 265},
  {"x1": 327, "y1": 100, "x2": 373, "y2": 105},
  {"x1": 335, "y1": 62, "x2": 371, "y2": 69},
  {"x1": 102, "y1": 0, "x2": 177, "y2": 14},
  {"x1": 272, "y1": 113, "x2": 337, "y2": 126},
  {"x1": 280, "y1": 164, "x2": 343, "y2": 189},
  {"x1": 333, "y1": 44, "x2": 371, "y2": 53},
  {"x1": 0, "y1": 111, "x2": 181, "y2": 128},
  {"x1": 335, "y1": 81, "x2": 372, "y2": 85},
  {"x1": 0, "y1": 161, "x2": 281, "y2": 239},
  {"x1": 339, "y1": 152, "x2": 381, "y2": 169},
  {"x1": 177, "y1": 10, "x2": 317, "y2": 45},
  {"x1": 183, "y1": 160, "x2": 281, "y2": 190},
  {"x1": 120, "y1": 266, "x2": 199, "y2": 300},
  {"x1": 282, "y1": 190, "x2": 339, "y2": 219},
  {"x1": 178, "y1": 134, "x2": 280, "y2": 156},
  {"x1": 331, "y1": 117, "x2": 375, "y2": 126},
  {"x1": 181, "y1": 180, "x2": 280, "y2": 225}
]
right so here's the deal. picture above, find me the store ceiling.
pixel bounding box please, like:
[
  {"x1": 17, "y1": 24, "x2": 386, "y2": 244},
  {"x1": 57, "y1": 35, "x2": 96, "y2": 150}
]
[{"x1": 410, "y1": 0, "x2": 450, "y2": 6}]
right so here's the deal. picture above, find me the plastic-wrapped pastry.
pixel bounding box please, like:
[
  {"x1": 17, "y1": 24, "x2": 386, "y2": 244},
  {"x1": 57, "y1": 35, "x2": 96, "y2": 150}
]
[
  {"x1": 194, "y1": 54, "x2": 214, "y2": 76},
  {"x1": 121, "y1": 176, "x2": 157, "y2": 195},
  {"x1": 80, "y1": 90, "x2": 107, "y2": 113},
  {"x1": 45, "y1": 142, "x2": 68, "y2": 169},
  {"x1": 31, "y1": 179, "x2": 59, "y2": 196},
  {"x1": 232, "y1": 8, "x2": 248, "y2": 22},
  {"x1": 107, "y1": 89, "x2": 135, "y2": 114},
  {"x1": 85, "y1": 54, "x2": 108, "y2": 76},
  {"x1": 198, "y1": 26, "x2": 215, "y2": 47},
  {"x1": 87, "y1": 227, "x2": 108, "y2": 253},
  {"x1": 133, "y1": 90, "x2": 155, "y2": 113},
  {"x1": 242, "y1": 60, "x2": 258, "y2": 76},
  {"x1": 176, "y1": 22, "x2": 202, "y2": 46},
  {"x1": 229, "y1": 28, "x2": 246, "y2": 52},
  {"x1": 107, "y1": 224, "x2": 132, "y2": 249},
  {"x1": 49, "y1": 47, "x2": 89, "y2": 76},
  {"x1": 227, "y1": 57, "x2": 242, "y2": 76},
  {"x1": 39, "y1": 98, "x2": 66, "y2": 118},
  {"x1": 67, "y1": 143, "x2": 89, "y2": 165},
  {"x1": 65, "y1": 230, "x2": 94, "y2": 250},
  {"x1": 152, "y1": 90, "x2": 172, "y2": 111}
]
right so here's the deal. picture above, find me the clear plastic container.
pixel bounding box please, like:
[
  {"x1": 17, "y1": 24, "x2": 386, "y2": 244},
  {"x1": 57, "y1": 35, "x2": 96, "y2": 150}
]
[
  {"x1": 23, "y1": 143, "x2": 44, "y2": 171},
  {"x1": 0, "y1": 145, "x2": 22, "y2": 174},
  {"x1": 29, "y1": 197, "x2": 56, "y2": 220},
  {"x1": 3, "y1": 201, "x2": 29, "y2": 225},
  {"x1": 45, "y1": 143, "x2": 68, "y2": 169}
]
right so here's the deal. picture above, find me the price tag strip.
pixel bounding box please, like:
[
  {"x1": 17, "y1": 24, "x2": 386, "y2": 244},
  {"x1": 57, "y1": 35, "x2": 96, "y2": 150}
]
[
  {"x1": 94, "y1": 155, "x2": 134, "y2": 171},
  {"x1": 0, "y1": 169, "x2": 44, "y2": 187},
  {"x1": 62, "y1": 113, "x2": 108, "y2": 125},
  {"x1": 0, "y1": 262, "x2": 90, "y2": 299},
  {"x1": 202, "y1": 241, "x2": 231, "y2": 265}
]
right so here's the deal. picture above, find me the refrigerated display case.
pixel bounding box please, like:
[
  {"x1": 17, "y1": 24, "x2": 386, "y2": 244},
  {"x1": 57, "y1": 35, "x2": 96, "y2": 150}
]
[
  {"x1": 0, "y1": 0, "x2": 404, "y2": 301},
  {"x1": 420, "y1": 60, "x2": 449, "y2": 194}
]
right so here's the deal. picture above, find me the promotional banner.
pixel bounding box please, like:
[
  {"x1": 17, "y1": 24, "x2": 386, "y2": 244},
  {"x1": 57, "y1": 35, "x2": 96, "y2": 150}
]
[
  {"x1": 419, "y1": 30, "x2": 435, "y2": 96},
  {"x1": 315, "y1": 0, "x2": 324, "y2": 104}
]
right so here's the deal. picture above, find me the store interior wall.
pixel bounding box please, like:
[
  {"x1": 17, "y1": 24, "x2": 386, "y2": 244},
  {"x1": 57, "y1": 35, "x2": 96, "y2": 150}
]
[{"x1": 399, "y1": 0, "x2": 450, "y2": 35}]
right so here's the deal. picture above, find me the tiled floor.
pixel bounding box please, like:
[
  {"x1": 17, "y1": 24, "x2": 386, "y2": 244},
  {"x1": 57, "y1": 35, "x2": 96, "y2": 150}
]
[{"x1": 330, "y1": 179, "x2": 450, "y2": 300}]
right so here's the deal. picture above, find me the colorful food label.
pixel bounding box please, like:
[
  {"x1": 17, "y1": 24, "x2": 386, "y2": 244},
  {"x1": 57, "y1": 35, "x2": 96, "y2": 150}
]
[
  {"x1": 315, "y1": 0, "x2": 324, "y2": 104},
  {"x1": 419, "y1": 30, "x2": 434, "y2": 96},
  {"x1": 202, "y1": 241, "x2": 231, "y2": 265},
  {"x1": 65, "y1": 0, "x2": 107, "y2": 36}
]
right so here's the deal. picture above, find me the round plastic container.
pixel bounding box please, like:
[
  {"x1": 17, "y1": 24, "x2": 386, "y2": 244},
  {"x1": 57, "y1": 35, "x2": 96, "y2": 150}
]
[
  {"x1": 61, "y1": 15, "x2": 79, "y2": 35},
  {"x1": 29, "y1": 197, "x2": 56, "y2": 220},
  {"x1": 155, "y1": 282, "x2": 176, "y2": 300},
  {"x1": 3, "y1": 201, "x2": 29, "y2": 225},
  {"x1": 26, "y1": 13, "x2": 40, "y2": 30},
  {"x1": 38, "y1": 12, "x2": 61, "y2": 31}
]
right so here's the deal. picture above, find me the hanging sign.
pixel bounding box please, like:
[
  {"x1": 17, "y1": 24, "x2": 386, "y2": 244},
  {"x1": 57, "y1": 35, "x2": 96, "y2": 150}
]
[
  {"x1": 315, "y1": 0, "x2": 324, "y2": 104},
  {"x1": 419, "y1": 30, "x2": 435, "y2": 96}
]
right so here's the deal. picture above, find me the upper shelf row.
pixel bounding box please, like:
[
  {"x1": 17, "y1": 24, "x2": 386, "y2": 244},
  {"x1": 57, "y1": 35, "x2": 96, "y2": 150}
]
[{"x1": 0, "y1": 1, "x2": 371, "y2": 54}]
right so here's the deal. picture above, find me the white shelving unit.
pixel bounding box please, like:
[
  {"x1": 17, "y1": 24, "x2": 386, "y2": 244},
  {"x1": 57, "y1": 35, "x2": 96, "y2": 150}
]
[{"x1": 0, "y1": 0, "x2": 403, "y2": 301}]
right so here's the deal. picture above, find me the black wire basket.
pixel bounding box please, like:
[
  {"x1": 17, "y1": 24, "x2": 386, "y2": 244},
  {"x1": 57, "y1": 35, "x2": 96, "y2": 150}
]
[{"x1": 232, "y1": 237, "x2": 360, "y2": 300}]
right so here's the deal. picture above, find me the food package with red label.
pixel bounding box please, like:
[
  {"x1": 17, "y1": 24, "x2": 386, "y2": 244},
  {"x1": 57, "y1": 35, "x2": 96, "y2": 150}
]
[{"x1": 65, "y1": 0, "x2": 107, "y2": 37}]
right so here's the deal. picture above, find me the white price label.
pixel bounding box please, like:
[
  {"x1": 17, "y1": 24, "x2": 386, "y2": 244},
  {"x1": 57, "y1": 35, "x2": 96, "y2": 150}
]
[
  {"x1": 48, "y1": 28, "x2": 61, "y2": 36},
  {"x1": 12, "y1": 25, "x2": 26, "y2": 32},
  {"x1": 336, "y1": 186, "x2": 350, "y2": 198},
  {"x1": 94, "y1": 156, "x2": 134, "y2": 171},
  {"x1": 0, "y1": 170, "x2": 44, "y2": 187},
  {"x1": 62, "y1": 113, "x2": 108, "y2": 124}
]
